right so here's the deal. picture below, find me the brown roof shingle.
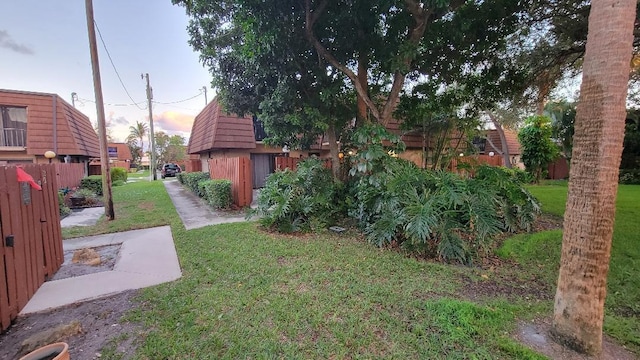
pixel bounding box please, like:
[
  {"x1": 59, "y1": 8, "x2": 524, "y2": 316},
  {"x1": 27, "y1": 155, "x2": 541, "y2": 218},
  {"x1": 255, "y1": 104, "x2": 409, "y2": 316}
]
[
  {"x1": 0, "y1": 89, "x2": 100, "y2": 157},
  {"x1": 485, "y1": 129, "x2": 521, "y2": 155},
  {"x1": 188, "y1": 100, "x2": 256, "y2": 154}
]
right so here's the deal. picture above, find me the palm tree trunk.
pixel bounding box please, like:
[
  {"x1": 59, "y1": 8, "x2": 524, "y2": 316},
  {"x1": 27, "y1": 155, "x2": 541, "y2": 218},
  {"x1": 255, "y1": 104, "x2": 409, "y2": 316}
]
[{"x1": 551, "y1": 0, "x2": 636, "y2": 355}]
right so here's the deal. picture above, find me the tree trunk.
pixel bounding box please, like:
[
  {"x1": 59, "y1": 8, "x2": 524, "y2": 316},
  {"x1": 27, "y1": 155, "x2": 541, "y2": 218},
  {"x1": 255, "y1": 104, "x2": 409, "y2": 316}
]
[
  {"x1": 551, "y1": 0, "x2": 636, "y2": 355},
  {"x1": 326, "y1": 123, "x2": 341, "y2": 179},
  {"x1": 488, "y1": 112, "x2": 512, "y2": 168},
  {"x1": 356, "y1": 51, "x2": 369, "y2": 126}
]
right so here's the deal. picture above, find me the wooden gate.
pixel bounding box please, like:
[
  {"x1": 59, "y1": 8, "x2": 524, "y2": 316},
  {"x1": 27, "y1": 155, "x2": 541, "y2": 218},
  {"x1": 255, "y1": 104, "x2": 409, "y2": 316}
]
[
  {"x1": 0, "y1": 164, "x2": 64, "y2": 331},
  {"x1": 208, "y1": 157, "x2": 253, "y2": 207}
]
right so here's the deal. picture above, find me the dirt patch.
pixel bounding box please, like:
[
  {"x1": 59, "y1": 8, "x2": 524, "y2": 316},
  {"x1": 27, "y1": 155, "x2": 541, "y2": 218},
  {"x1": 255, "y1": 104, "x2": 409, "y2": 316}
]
[
  {"x1": 0, "y1": 290, "x2": 143, "y2": 360},
  {"x1": 49, "y1": 244, "x2": 121, "y2": 281},
  {"x1": 515, "y1": 318, "x2": 638, "y2": 360}
]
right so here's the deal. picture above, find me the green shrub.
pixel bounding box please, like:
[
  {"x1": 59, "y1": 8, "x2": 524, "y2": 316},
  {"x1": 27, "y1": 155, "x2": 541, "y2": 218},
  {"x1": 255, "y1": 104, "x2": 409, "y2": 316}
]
[
  {"x1": 113, "y1": 180, "x2": 125, "y2": 187},
  {"x1": 181, "y1": 172, "x2": 210, "y2": 195},
  {"x1": 619, "y1": 169, "x2": 640, "y2": 184},
  {"x1": 80, "y1": 176, "x2": 103, "y2": 196},
  {"x1": 347, "y1": 153, "x2": 540, "y2": 264},
  {"x1": 203, "y1": 179, "x2": 233, "y2": 209},
  {"x1": 197, "y1": 180, "x2": 210, "y2": 200},
  {"x1": 111, "y1": 167, "x2": 128, "y2": 182},
  {"x1": 176, "y1": 172, "x2": 185, "y2": 184},
  {"x1": 250, "y1": 158, "x2": 341, "y2": 233},
  {"x1": 58, "y1": 190, "x2": 71, "y2": 217}
]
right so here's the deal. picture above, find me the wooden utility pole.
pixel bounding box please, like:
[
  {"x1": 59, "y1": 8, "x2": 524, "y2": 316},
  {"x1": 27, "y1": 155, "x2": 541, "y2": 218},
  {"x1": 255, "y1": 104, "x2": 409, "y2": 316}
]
[
  {"x1": 202, "y1": 86, "x2": 208, "y2": 105},
  {"x1": 144, "y1": 73, "x2": 157, "y2": 181},
  {"x1": 85, "y1": 0, "x2": 114, "y2": 220}
]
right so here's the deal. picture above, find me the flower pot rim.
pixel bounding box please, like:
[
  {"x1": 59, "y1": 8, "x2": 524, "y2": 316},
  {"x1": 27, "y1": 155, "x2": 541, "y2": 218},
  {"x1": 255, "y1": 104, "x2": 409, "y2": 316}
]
[{"x1": 19, "y1": 342, "x2": 69, "y2": 360}]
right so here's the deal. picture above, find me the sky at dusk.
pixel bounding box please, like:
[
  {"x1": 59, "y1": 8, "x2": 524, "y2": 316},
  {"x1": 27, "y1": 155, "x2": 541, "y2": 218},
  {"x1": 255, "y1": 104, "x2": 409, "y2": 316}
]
[{"x1": 0, "y1": 0, "x2": 212, "y2": 144}]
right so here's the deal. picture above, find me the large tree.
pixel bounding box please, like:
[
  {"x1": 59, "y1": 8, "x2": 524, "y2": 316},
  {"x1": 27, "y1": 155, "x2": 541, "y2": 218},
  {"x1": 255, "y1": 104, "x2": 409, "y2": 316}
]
[{"x1": 551, "y1": 0, "x2": 636, "y2": 355}]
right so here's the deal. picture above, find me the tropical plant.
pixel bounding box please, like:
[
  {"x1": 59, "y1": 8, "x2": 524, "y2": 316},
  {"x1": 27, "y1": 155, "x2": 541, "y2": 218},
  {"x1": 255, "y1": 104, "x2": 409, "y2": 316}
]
[
  {"x1": 250, "y1": 158, "x2": 340, "y2": 233},
  {"x1": 127, "y1": 121, "x2": 148, "y2": 153},
  {"x1": 518, "y1": 115, "x2": 559, "y2": 183},
  {"x1": 348, "y1": 157, "x2": 540, "y2": 264}
]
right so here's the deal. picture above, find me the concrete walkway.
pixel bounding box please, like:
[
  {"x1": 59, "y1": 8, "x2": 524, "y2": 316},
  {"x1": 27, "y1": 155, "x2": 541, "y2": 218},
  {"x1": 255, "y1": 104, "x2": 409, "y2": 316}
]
[
  {"x1": 61, "y1": 207, "x2": 105, "y2": 228},
  {"x1": 21, "y1": 226, "x2": 181, "y2": 314},
  {"x1": 163, "y1": 179, "x2": 249, "y2": 230}
]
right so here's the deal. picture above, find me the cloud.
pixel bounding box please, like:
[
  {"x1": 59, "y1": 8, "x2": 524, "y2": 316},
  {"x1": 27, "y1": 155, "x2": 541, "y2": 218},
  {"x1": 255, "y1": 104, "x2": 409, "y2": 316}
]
[
  {"x1": 154, "y1": 111, "x2": 194, "y2": 133},
  {"x1": 112, "y1": 116, "x2": 129, "y2": 126},
  {"x1": 0, "y1": 30, "x2": 34, "y2": 55}
]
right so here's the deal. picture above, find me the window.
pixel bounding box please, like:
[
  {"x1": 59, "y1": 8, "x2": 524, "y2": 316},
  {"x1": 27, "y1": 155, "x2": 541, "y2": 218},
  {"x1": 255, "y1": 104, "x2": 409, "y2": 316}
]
[
  {"x1": 0, "y1": 105, "x2": 27, "y2": 147},
  {"x1": 253, "y1": 116, "x2": 268, "y2": 142},
  {"x1": 108, "y1": 146, "x2": 118, "y2": 158}
]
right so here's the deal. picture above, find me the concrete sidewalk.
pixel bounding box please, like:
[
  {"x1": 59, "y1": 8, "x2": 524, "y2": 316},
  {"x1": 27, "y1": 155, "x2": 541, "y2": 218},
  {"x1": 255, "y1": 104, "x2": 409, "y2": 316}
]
[
  {"x1": 21, "y1": 226, "x2": 181, "y2": 314},
  {"x1": 61, "y1": 207, "x2": 104, "y2": 228},
  {"x1": 163, "y1": 179, "x2": 250, "y2": 230}
]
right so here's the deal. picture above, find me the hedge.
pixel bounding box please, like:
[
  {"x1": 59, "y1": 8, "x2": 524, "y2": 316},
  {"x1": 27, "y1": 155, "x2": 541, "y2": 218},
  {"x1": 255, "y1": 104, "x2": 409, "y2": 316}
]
[{"x1": 203, "y1": 179, "x2": 233, "y2": 209}]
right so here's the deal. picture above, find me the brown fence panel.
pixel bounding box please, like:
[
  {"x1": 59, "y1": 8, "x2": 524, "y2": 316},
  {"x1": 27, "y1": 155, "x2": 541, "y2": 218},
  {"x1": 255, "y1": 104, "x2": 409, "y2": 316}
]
[
  {"x1": 185, "y1": 159, "x2": 202, "y2": 173},
  {"x1": 208, "y1": 157, "x2": 253, "y2": 207},
  {"x1": 54, "y1": 163, "x2": 85, "y2": 189},
  {"x1": 449, "y1": 155, "x2": 504, "y2": 176},
  {"x1": 275, "y1": 157, "x2": 332, "y2": 171},
  {"x1": 0, "y1": 164, "x2": 63, "y2": 331},
  {"x1": 547, "y1": 157, "x2": 569, "y2": 179}
]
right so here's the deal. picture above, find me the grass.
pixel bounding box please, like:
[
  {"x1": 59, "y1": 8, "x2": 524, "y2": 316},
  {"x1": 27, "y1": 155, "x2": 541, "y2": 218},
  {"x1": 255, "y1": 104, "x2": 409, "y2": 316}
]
[
  {"x1": 71, "y1": 180, "x2": 638, "y2": 358},
  {"x1": 500, "y1": 182, "x2": 640, "y2": 352}
]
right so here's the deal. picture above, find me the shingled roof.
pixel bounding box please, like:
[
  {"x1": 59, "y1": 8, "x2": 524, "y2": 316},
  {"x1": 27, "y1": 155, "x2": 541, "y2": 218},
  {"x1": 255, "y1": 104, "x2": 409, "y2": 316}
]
[
  {"x1": 485, "y1": 129, "x2": 521, "y2": 155},
  {"x1": 188, "y1": 100, "x2": 256, "y2": 154},
  {"x1": 0, "y1": 89, "x2": 100, "y2": 157}
]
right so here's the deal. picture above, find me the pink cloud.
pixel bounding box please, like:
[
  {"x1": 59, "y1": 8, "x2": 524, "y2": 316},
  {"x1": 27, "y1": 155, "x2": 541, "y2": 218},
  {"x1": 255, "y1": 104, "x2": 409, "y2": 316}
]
[{"x1": 154, "y1": 111, "x2": 194, "y2": 133}]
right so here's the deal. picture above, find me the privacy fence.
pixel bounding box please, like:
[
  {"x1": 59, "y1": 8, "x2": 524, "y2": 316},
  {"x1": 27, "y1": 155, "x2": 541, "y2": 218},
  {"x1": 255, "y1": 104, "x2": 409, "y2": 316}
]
[
  {"x1": 0, "y1": 164, "x2": 63, "y2": 331},
  {"x1": 54, "y1": 163, "x2": 85, "y2": 189},
  {"x1": 208, "y1": 157, "x2": 252, "y2": 207}
]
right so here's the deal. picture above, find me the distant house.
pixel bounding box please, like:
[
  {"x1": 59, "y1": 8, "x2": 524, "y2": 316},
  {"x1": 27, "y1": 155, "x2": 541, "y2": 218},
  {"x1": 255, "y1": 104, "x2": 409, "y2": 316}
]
[
  {"x1": 473, "y1": 129, "x2": 523, "y2": 168},
  {"x1": 89, "y1": 142, "x2": 133, "y2": 175},
  {"x1": 188, "y1": 100, "x2": 328, "y2": 188},
  {"x1": 0, "y1": 89, "x2": 100, "y2": 171}
]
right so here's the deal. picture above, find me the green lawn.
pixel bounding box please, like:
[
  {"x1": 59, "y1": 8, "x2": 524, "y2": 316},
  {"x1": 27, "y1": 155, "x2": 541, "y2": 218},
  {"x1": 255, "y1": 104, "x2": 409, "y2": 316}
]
[
  {"x1": 500, "y1": 183, "x2": 640, "y2": 352},
  {"x1": 75, "y1": 180, "x2": 637, "y2": 358}
]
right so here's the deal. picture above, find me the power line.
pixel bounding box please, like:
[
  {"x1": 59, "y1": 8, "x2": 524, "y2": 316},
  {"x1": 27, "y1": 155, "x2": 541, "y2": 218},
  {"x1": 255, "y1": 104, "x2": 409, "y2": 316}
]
[
  {"x1": 93, "y1": 20, "x2": 146, "y2": 110},
  {"x1": 77, "y1": 96, "x2": 143, "y2": 107},
  {"x1": 153, "y1": 90, "x2": 203, "y2": 104}
]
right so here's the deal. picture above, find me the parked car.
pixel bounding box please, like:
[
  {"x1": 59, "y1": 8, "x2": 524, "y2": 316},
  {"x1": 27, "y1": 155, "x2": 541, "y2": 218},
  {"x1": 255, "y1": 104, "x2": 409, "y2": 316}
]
[{"x1": 161, "y1": 163, "x2": 181, "y2": 179}]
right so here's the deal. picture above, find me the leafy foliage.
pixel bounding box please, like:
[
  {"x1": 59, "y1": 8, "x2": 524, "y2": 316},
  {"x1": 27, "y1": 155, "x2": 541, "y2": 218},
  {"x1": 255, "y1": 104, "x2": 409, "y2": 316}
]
[
  {"x1": 110, "y1": 167, "x2": 128, "y2": 183},
  {"x1": 250, "y1": 158, "x2": 341, "y2": 233},
  {"x1": 181, "y1": 172, "x2": 210, "y2": 197},
  {"x1": 58, "y1": 190, "x2": 71, "y2": 217},
  {"x1": 348, "y1": 158, "x2": 540, "y2": 264},
  {"x1": 518, "y1": 115, "x2": 559, "y2": 183},
  {"x1": 80, "y1": 176, "x2": 103, "y2": 196},
  {"x1": 203, "y1": 179, "x2": 233, "y2": 209}
]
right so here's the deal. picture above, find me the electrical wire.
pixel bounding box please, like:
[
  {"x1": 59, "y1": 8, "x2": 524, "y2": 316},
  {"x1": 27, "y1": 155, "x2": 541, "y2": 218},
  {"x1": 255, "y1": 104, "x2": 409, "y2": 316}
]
[
  {"x1": 94, "y1": 20, "x2": 147, "y2": 110},
  {"x1": 78, "y1": 97, "x2": 145, "y2": 107},
  {"x1": 152, "y1": 90, "x2": 203, "y2": 104}
]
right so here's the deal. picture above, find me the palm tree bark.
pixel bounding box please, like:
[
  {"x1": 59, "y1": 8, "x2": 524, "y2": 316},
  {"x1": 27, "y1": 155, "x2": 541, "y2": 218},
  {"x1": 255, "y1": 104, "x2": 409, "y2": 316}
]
[{"x1": 551, "y1": 0, "x2": 636, "y2": 355}]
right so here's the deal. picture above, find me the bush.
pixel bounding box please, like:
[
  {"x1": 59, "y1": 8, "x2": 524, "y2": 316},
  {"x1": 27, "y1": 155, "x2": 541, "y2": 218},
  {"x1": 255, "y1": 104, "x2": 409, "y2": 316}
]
[
  {"x1": 181, "y1": 172, "x2": 210, "y2": 195},
  {"x1": 198, "y1": 180, "x2": 210, "y2": 200},
  {"x1": 58, "y1": 190, "x2": 71, "y2": 217},
  {"x1": 113, "y1": 180, "x2": 125, "y2": 187},
  {"x1": 176, "y1": 172, "x2": 185, "y2": 184},
  {"x1": 347, "y1": 159, "x2": 540, "y2": 264},
  {"x1": 619, "y1": 169, "x2": 640, "y2": 184},
  {"x1": 202, "y1": 179, "x2": 233, "y2": 209},
  {"x1": 250, "y1": 158, "x2": 341, "y2": 233},
  {"x1": 80, "y1": 176, "x2": 103, "y2": 196},
  {"x1": 111, "y1": 167, "x2": 128, "y2": 182}
]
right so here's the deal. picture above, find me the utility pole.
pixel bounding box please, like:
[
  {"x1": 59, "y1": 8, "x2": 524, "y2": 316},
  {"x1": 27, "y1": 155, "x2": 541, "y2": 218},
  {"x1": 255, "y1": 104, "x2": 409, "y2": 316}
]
[
  {"x1": 85, "y1": 0, "x2": 114, "y2": 220},
  {"x1": 144, "y1": 73, "x2": 157, "y2": 180},
  {"x1": 202, "y1": 86, "x2": 208, "y2": 105}
]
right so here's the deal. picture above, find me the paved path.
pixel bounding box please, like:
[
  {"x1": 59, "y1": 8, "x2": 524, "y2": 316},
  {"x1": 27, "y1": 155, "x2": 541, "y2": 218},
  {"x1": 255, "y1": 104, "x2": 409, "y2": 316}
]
[
  {"x1": 163, "y1": 179, "x2": 250, "y2": 230},
  {"x1": 21, "y1": 226, "x2": 181, "y2": 314}
]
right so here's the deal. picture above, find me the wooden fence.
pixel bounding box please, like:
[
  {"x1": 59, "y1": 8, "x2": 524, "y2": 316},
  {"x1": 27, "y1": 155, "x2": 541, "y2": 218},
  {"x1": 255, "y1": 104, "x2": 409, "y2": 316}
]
[
  {"x1": 275, "y1": 157, "x2": 332, "y2": 171},
  {"x1": 208, "y1": 157, "x2": 252, "y2": 207},
  {"x1": 185, "y1": 159, "x2": 202, "y2": 173},
  {"x1": 548, "y1": 157, "x2": 569, "y2": 179},
  {"x1": 54, "y1": 163, "x2": 85, "y2": 189},
  {"x1": 0, "y1": 164, "x2": 64, "y2": 331},
  {"x1": 448, "y1": 155, "x2": 503, "y2": 175}
]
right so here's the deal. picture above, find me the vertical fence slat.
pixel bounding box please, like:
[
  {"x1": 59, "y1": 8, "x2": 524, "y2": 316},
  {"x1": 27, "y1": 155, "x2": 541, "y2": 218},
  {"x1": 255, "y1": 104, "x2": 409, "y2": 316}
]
[
  {"x1": 0, "y1": 164, "x2": 64, "y2": 332},
  {"x1": 54, "y1": 163, "x2": 85, "y2": 189},
  {"x1": 0, "y1": 167, "x2": 16, "y2": 329},
  {"x1": 208, "y1": 157, "x2": 253, "y2": 207}
]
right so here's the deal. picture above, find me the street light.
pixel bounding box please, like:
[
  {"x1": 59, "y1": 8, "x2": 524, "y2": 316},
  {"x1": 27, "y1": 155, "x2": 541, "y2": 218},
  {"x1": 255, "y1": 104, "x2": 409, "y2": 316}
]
[{"x1": 44, "y1": 150, "x2": 56, "y2": 164}]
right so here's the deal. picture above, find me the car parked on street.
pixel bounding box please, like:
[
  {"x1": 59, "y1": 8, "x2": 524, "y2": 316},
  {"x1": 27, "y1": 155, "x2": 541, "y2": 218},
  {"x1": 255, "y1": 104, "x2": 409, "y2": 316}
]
[{"x1": 161, "y1": 163, "x2": 181, "y2": 179}]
